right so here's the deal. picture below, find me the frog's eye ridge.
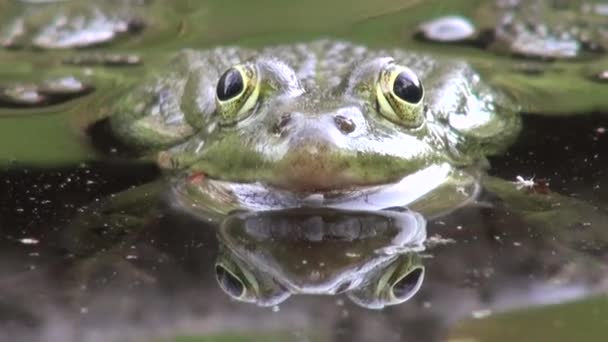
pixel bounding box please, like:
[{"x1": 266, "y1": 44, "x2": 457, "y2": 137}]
[
  {"x1": 217, "y1": 68, "x2": 244, "y2": 101},
  {"x1": 393, "y1": 70, "x2": 423, "y2": 104}
]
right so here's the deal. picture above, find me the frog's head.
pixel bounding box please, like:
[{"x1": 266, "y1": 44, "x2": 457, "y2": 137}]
[
  {"x1": 111, "y1": 43, "x2": 518, "y2": 210},
  {"x1": 164, "y1": 56, "x2": 453, "y2": 193}
]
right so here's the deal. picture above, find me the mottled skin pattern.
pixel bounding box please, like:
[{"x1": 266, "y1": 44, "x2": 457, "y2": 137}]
[{"x1": 110, "y1": 40, "x2": 519, "y2": 192}]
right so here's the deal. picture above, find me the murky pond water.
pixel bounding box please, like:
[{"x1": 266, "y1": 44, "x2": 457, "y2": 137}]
[{"x1": 1, "y1": 1, "x2": 608, "y2": 341}]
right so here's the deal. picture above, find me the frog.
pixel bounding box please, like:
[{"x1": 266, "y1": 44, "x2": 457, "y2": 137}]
[
  {"x1": 96, "y1": 39, "x2": 520, "y2": 221},
  {"x1": 59, "y1": 38, "x2": 608, "y2": 298},
  {"x1": 55, "y1": 35, "x2": 608, "y2": 241},
  {"x1": 44, "y1": 35, "x2": 605, "y2": 289},
  {"x1": 53, "y1": 36, "x2": 608, "y2": 302},
  {"x1": 1, "y1": 2, "x2": 607, "y2": 336},
  {"x1": 54, "y1": 39, "x2": 526, "y2": 307}
]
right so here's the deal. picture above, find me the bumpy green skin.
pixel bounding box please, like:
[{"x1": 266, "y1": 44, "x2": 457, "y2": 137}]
[{"x1": 110, "y1": 40, "x2": 520, "y2": 192}]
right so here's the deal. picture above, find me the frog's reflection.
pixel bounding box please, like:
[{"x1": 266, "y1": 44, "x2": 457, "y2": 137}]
[{"x1": 213, "y1": 208, "x2": 427, "y2": 309}]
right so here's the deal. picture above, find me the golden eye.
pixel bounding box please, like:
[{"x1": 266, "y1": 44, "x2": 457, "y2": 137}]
[
  {"x1": 376, "y1": 63, "x2": 424, "y2": 128},
  {"x1": 215, "y1": 64, "x2": 260, "y2": 124}
]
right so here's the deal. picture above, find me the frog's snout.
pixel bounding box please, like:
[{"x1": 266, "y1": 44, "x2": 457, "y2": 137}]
[
  {"x1": 270, "y1": 107, "x2": 365, "y2": 191},
  {"x1": 273, "y1": 106, "x2": 363, "y2": 140},
  {"x1": 273, "y1": 112, "x2": 358, "y2": 139}
]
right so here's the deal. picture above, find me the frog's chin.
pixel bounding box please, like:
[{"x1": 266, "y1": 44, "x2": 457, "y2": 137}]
[
  {"x1": 172, "y1": 162, "x2": 480, "y2": 218},
  {"x1": 170, "y1": 163, "x2": 479, "y2": 218}
]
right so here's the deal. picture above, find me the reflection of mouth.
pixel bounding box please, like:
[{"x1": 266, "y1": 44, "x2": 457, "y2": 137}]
[{"x1": 174, "y1": 162, "x2": 477, "y2": 214}]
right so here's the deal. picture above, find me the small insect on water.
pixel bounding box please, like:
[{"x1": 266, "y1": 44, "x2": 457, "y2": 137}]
[{"x1": 513, "y1": 175, "x2": 550, "y2": 194}]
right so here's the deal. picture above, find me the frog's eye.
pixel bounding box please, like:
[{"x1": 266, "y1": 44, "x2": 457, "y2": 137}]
[
  {"x1": 346, "y1": 255, "x2": 424, "y2": 309},
  {"x1": 376, "y1": 63, "x2": 424, "y2": 128},
  {"x1": 215, "y1": 64, "x2": 260, "y2": 124},
  {"x1": 390, "y1": 266, "x2": 424, "y2": 300},
  {"x1": 215, "y1": 264, "x2": 246, "y2": 299},
  {"x1": 214, "y1": 257, "x2": 290, "y2": 306}
]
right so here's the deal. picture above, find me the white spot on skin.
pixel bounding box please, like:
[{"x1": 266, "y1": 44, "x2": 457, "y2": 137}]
[
  {"x1": 194, "y1": 141, "x2": 205, "y2": 153},
  {"x1": 206, "y1": 122, "x2": 217, "y2": 134},
  {"x1": 456, "y1": 186, "x2": 469, "y2": 196}
]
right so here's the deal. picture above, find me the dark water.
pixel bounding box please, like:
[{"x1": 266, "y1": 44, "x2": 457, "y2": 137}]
[
  {"x1": 1, "y1": 114, "x2": 608, "y2": 341},
  {"x1": 1, "y1": 1, "x2": 608, "y2": 341}
]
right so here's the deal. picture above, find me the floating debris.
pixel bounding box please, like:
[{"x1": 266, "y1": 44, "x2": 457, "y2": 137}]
[
  {"x1": 39, "y1": 76, "x2": 91, "y2": 95},
  {"x1": 415, "y1": 16, "x2": 476, "y2": 43},
  {"x1": 594, "y1": 70, "x2": 608, "y2": 83},
  {"x1": 1, "y1": 0, "x2": 146, "y2": 49},
  {"x1": 19, "y1": 237, "x2": 40, "y2": 245},
  {"x1": 495, "y1": 23, "x2": 580, "y2": 59},
  {"x1": 0, "y1": 85, "x2": 47, "y2": 107},
  {"x1": 425, "y1": 235, "x2": 456, "y2": 248},
  {"x1": 471, "y1": 308, "x2": 492, "y2": 319},
  {"x1": 485, "y1": 0, "x2": 608, "y2": 59},
  {"x1": 513, "y1": 175, "x2": 536, "y2": 190},
  {"x1": 63, "y1": 53, "x2": 142, "y2": 67},
  {"x1": 0, "y1": 76, "x2": 93, "y2": 108},
  {"x1": 513, "y1": 175, "x2": 550, "y2": 194}
]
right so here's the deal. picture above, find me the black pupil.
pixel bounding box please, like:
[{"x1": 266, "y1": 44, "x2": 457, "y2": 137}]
[
  {"x1": 216, "y1": 265, "x2": 244, "y2": 297},
  {"x1": 392, "y1": 267, "x2": 423, "y2": 299},
  {"x1": 393, "y1": 71, "x2": 423, "y2": 103},
  {"x1": 217, "y1": 68, "x2": 244, "y2": 101}
]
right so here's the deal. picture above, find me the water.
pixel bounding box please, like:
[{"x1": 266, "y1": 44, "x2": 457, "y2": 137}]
[{"x1": 1, "y1": 1, "x2": 608, "y2": 341}]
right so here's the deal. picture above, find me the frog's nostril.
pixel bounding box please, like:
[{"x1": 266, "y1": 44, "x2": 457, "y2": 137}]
[
  {"x1": 272, "y1": 113, "x2": 292, "y2": 135},
  {"x1": 333, "y1": 115, "x2": 356, "y2": 134}
]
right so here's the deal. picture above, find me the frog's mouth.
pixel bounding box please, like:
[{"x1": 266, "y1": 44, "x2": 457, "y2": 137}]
[{"x1": 172, "y1": 162, "x2": 480, "y2": 217}]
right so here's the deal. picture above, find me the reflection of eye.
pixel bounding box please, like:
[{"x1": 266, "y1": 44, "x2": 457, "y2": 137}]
[
  {"x1": 335, "y1": 281, "x2": 352, "y2": 294},
  {"x1": 215, "y1": 264, "x2": 245, "y2": 299},
  {"x1": 215, "y1": 64, "x2": 260, "y2": 124},
  {"x1": 376, "y1": 63, "x2": 425, "y2": 128},
  {"x1": 391, "y1": 266, "x2": 424, "y2": 299}
]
